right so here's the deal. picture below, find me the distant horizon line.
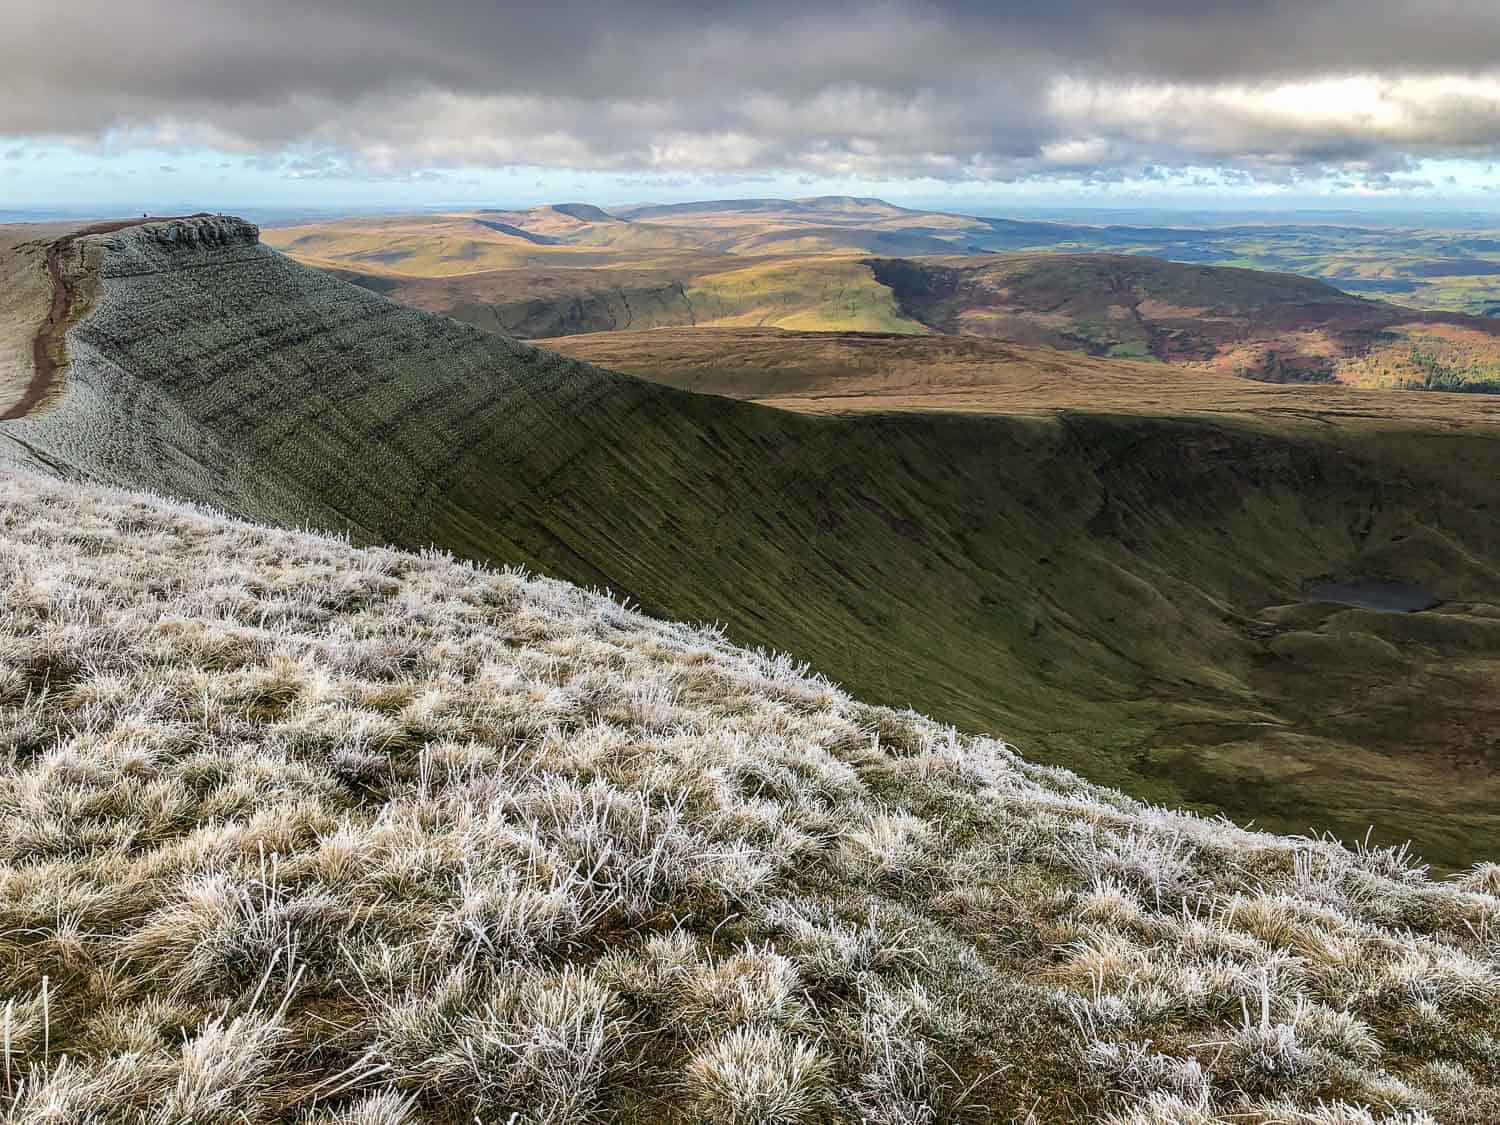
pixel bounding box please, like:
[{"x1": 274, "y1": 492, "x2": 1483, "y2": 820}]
[{"x1": 5, "y1": 196, "x2": 1500, "y2": 230}]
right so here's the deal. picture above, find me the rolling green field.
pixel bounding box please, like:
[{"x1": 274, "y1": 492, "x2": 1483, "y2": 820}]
[{"x1": 266, "y1": 196, "x2": 1500, "y2": 321}]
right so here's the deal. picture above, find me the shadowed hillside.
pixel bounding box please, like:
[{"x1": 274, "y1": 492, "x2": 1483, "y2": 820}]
[
  {"x1": 6, "y1": 216, "x2": 1500, "y2": 867},
  {"x1": 868, "y1": 254, "x2": 1500, "y2": 383}
]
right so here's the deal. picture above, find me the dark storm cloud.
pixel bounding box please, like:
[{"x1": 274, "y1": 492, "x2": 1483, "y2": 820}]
[{"x1": 5, "y1": 0, "x2": 1500, "y2": 181}]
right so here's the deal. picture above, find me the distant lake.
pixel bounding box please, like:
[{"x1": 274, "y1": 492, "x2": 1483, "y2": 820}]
[{"x1": 1308, "y1": 579, "x2": 1439, "y2": 613}]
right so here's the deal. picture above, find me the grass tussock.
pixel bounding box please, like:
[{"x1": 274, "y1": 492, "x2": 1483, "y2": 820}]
[{"x1": 0, "y1": 468, "x2": 1496, "y2": 1122}]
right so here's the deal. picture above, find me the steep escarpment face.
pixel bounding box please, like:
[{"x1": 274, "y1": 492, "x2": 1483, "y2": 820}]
[
  {"x1": 1, "y1": 215, "x2": 667, "y2": 535},
  {"x1": 4, "y1": 218, "x2": 1500, "y2": 868},
  {"x1": 1, "y1": 216, "x2": 262, "y2": 424}
]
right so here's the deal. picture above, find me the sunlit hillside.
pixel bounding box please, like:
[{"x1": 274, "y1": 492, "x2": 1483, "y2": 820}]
[{"x1": 264, "y1": 201, "x2": 1500, "y2": 392}]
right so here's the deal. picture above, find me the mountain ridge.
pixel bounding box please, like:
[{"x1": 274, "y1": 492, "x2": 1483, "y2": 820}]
[{"x1": 5, "y1": 215, "x2": 1500, "y2": 869}]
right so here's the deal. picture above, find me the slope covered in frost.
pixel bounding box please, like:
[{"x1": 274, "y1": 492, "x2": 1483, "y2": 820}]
[{"x1": 1, "y1": 469, "x2": 1498, "y2": 1123}]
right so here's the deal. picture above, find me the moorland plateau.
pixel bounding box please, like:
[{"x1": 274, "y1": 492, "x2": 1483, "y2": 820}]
[{"x1": 267, "y1": 198, "x2": 1500, "y2": 392}]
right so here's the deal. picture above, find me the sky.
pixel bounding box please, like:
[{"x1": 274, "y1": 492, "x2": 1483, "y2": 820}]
[{"x1": 4, "y1": 0, "x2": 1500, "y2": 216}]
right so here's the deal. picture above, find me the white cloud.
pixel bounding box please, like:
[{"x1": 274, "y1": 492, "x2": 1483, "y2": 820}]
[{"x1": 7, "y1": 1, "x2": 1500, "y2": 188}]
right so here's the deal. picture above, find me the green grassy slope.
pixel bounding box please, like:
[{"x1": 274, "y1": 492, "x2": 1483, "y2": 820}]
[
  {"x1": 338, "y1": 257, "x2": 925, "y2": 339},
  {"x1": 6, "y1": 217, "x2": 1500, "y2": 867}
]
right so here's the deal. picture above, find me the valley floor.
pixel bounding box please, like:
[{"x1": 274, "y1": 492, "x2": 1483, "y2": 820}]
[{"x1": 544, "y1": 326, "x2": 1500, "y2": 420}]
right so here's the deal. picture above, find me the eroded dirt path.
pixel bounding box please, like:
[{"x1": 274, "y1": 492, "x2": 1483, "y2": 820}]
[{"x1": 2, "y1": 216, "x2": 205, "y2": 422}]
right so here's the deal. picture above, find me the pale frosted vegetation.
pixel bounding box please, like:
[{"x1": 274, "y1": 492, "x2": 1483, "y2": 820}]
[{"x1": 1, "y1": 469, "x2": 1498, "y2": 1122}]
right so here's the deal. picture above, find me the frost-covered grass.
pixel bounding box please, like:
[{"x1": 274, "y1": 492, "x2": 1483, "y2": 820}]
[{"x1": 0, "y1": 468, "x2": 1497, "y2": 1123}]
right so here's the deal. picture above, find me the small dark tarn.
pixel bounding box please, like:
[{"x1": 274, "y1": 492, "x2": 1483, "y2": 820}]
[{"x1": 1307, "y1": 579, "x2": 1440, "y2": 613}]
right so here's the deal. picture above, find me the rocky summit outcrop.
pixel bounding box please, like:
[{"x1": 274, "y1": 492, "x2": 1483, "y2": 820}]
[{"x1": 138, "y1": 213, "x2": 260, "y2": 249}]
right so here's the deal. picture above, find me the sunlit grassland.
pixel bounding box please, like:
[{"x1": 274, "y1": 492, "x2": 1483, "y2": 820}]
[
  {"x1": 265, "y1": 202, "x2": 1500, "y2": 340},
  {"x1": 683, "y1": 258, "x2": 924, "y2": 333}
]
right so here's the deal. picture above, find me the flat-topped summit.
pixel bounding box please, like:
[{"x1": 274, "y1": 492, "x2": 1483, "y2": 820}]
[
  {"x1": 124, "y1": 212, "x2": 260, "y2": 246},
  {"x1": 0, "y1": 214, "x2": 263, "y2": 421},
  {"x1": 89, "y1": 214, "x2": 263, "y2": 270}
]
